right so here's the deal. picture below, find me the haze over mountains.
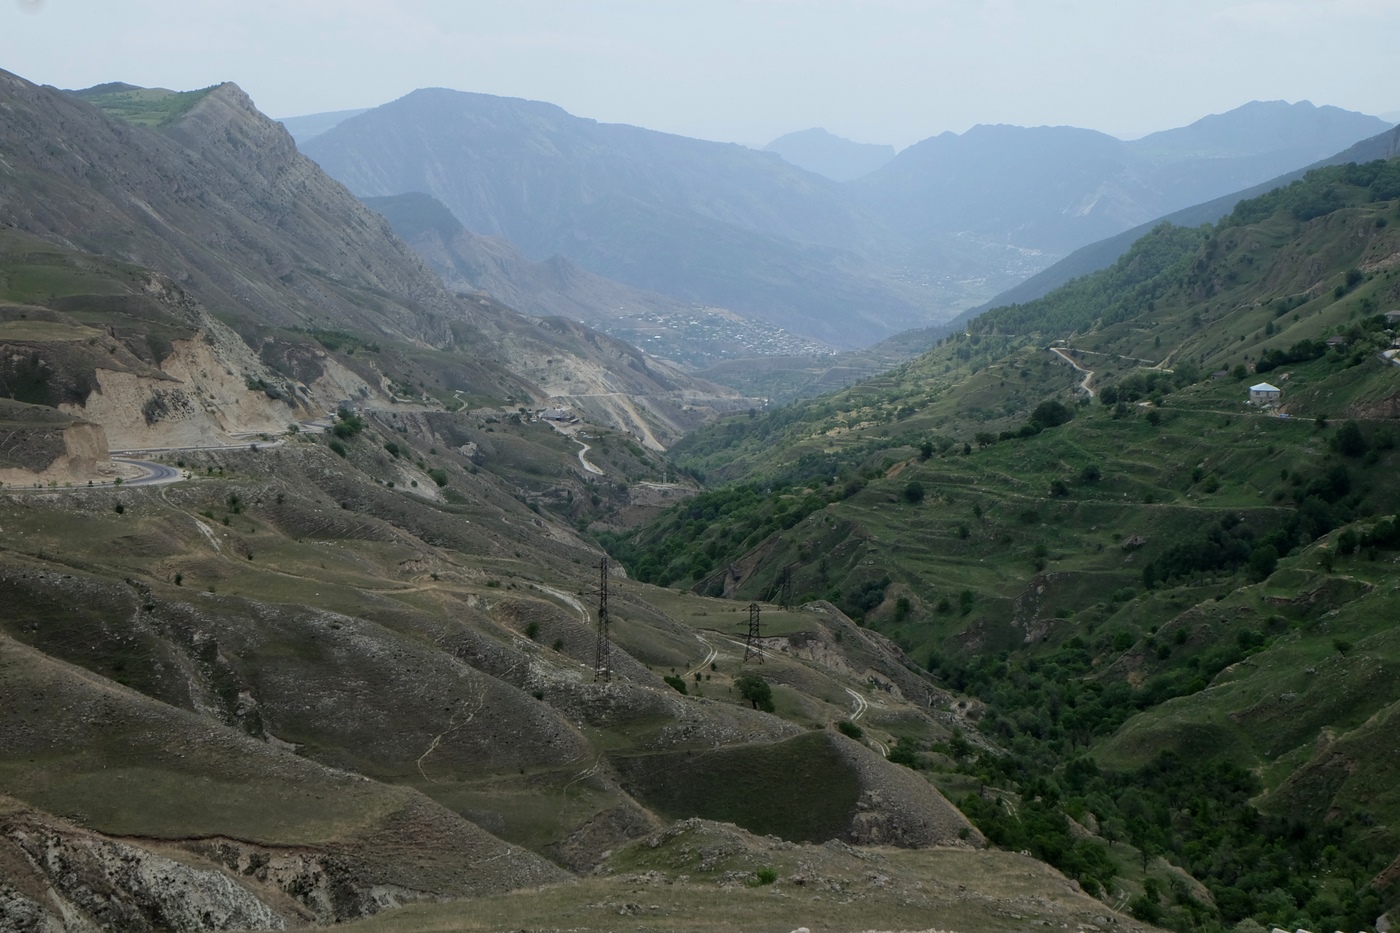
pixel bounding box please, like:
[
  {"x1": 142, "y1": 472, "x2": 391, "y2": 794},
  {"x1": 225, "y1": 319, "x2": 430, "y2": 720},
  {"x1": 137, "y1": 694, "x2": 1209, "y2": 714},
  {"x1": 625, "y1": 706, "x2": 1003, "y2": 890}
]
[
  {"x1": 300, "y1": 92, "x2": 1392, "y2": 350},
  {"x1": 962, "y1": 118, "x2": 1400, "y2": 320},
  {"x1": 302, "y1": 88, "x2": 933, "y2": 348},
  {"x1": 763, "y1": 127, "x2": 896, "y2": 181},
  {"x1": 853, "y1": 101, "x2": 1393, "y2": 254},
  {"x1": 366, "y1": 191, "x2": 833, "y2": 367}
]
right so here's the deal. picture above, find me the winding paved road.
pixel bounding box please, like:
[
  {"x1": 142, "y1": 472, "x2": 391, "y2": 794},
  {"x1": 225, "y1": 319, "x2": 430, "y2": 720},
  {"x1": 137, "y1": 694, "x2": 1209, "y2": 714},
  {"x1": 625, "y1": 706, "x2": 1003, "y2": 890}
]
[{"x1": 110, "y1": 457, "x2": 183, "y2": 487}]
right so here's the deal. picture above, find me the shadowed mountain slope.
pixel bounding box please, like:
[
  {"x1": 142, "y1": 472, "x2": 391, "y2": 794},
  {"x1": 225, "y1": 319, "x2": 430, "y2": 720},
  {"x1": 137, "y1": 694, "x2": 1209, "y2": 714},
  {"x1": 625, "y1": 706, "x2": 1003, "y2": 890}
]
[
  {"x1": 5, "y1": 71, "x2": 455, "y2": 346},
  {"x1": 362, "y1": 192, "x2": 689, "y2": 324}
]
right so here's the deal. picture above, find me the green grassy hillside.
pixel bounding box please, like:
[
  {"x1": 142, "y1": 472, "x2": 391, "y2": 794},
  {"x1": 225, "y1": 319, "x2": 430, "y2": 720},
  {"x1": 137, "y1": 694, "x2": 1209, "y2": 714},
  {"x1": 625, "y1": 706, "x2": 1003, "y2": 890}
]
[
  {"x1": 66, "y1": 82, "x2": 218, "y2": 127},
  {"x1": 604, "y1": 160, "x2": 1400, "y2": 933}
]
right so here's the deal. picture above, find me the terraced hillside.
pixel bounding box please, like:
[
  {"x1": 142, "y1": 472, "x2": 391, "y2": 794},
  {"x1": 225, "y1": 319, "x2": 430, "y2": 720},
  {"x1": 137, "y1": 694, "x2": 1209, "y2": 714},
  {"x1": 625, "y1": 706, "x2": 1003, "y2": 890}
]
[{"x1": 609, "y1": 163, "x2": 1400, "y2": 933}]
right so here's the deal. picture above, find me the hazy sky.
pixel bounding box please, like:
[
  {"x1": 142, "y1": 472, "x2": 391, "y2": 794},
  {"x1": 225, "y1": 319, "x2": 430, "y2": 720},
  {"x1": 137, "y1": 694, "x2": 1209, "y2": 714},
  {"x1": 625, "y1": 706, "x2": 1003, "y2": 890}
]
[{"x1": 5, "y1": 0, "x2": 1399, "y2": 148}]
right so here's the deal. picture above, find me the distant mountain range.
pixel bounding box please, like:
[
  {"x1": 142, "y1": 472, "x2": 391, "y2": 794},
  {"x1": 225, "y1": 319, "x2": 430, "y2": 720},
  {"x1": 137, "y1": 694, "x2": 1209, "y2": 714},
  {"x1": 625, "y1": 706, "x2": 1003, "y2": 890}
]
[
  {"x1": 302, "y1": 89, "x2": 937, "y2": 348},
  {"x1": 852, "y1": 100, "x2": 1393, "y2": 255},
  {"x1": 297, "y1": 93, "x2": 1393, "y2": 349},
  {"x1": 277, "y1": 107, "x2": 370, "y2": 144},
  {"x1": 966, "y1": 119, "x2": 1400, "y2": 321},
  {"x1": 363, "y1": 191, "x2": 689, "y2": 322},
  {"x1": 763, "y1": 128, "x2": 896, "y2": 181}
]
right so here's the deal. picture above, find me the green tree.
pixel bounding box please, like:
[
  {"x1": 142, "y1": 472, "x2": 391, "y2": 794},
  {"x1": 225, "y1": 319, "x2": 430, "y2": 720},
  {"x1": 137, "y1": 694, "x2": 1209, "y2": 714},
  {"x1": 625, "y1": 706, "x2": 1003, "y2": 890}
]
[
  {"x1": 1247, "y1": 544, "x2": 1279, "y2": 582},
  {"x1": 331, "y1": 408, "x2": 365, "y2": 438},
  {"x1": 887, "y1": 735, "x2": 920, "y2": 768},
  {"x1": 1336, "y1": 420, "x2": 1368, "y2": 457},
  {"x1": 735, "y1": 672, "x2": 774, "y2": 712},
  {"x1": 1030, "y1": 400, "x2": 1074, "y2": 429}
]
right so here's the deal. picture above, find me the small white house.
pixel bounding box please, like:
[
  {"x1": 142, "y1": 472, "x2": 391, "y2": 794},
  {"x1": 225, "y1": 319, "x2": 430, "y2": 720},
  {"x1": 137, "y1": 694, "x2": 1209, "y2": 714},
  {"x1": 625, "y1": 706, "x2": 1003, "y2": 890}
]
[{"x1": 1249, "y1": 382, "x2": 1282, "y2": 406}]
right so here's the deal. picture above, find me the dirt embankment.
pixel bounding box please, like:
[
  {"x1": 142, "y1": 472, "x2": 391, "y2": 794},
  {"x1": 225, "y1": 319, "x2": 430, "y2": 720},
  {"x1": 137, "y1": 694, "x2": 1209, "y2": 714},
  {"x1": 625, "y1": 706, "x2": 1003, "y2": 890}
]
[
  {"x1": 0, "y1": 400, "x2": 111, "y2": 486},
  {"x1": 68, "y1": 336, "x2": 299, "y2": 450}
]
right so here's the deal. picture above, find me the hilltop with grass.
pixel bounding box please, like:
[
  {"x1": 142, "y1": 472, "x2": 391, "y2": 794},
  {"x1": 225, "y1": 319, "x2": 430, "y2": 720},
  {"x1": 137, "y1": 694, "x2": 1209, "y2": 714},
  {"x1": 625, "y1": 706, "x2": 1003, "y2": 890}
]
[{"x1": 605, "y1": 160, "x2": 1400, "y2": 933}]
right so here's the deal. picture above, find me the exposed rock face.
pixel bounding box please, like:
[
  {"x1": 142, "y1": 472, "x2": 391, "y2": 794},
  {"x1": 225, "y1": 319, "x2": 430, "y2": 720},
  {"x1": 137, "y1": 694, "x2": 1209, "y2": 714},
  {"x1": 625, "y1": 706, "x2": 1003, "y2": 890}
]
[
  {"x1": 0, "y1": 886, "x2": 59, "y2": 933},
  {"x1": 1, "y1": 806, "x2": 478, "y2": 932},
  {"x1": 67, "y1": 336, "x2": 296, "y2": 449},
  {"x1": 8, "y1": 827, "x2": 287, "y2": 932}
]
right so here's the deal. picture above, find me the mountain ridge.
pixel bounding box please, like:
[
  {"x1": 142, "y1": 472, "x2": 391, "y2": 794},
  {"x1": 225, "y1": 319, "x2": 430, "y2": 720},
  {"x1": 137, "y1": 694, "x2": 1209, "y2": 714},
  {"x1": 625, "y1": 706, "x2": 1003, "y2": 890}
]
[{"x1": 0, "y1": 69, "x2": 748, "y2": 451}]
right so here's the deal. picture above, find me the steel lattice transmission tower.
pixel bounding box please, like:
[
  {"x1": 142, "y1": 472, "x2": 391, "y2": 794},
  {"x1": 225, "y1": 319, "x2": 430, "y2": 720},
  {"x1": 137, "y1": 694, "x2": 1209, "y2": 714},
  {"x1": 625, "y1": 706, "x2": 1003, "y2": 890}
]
[
  {"x1": 593, "y1": 556, "x2": 612, "y2": 682},
  {"x1": 777, "y1": 565, "x2": 794, "y2": 610},
  {"x1": 742, "y1": 602, "x2": 763, "y2": 663}
]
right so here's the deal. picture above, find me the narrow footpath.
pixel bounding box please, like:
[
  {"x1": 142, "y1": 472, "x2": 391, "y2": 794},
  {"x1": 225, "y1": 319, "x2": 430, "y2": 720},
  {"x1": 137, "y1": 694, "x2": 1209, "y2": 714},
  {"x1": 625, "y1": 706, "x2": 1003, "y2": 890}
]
[{"x1": 1049, "y1": 347, "x2": 1095, "y2": 398}]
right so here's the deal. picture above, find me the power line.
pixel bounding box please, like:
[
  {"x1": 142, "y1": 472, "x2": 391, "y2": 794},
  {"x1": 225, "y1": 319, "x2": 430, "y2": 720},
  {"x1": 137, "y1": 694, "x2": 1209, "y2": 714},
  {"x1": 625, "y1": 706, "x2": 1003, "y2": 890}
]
[
  {"x1": 777, "y1": 565, "x2": 793, "y2": 610},
  {"x1": 742, "y1": 602, "x2": 762, "y2": 663},
  {"x1": 594, "y1": 556, "x2": 612, "y2": 682}
]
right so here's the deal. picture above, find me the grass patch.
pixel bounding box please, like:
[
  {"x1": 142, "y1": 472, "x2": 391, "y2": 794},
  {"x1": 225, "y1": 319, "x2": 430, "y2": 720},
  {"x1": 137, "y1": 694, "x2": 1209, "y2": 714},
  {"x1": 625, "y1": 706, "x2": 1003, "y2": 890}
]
[{"x1": 611, "y1": 732, "x2": 860, "y2": 842}]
